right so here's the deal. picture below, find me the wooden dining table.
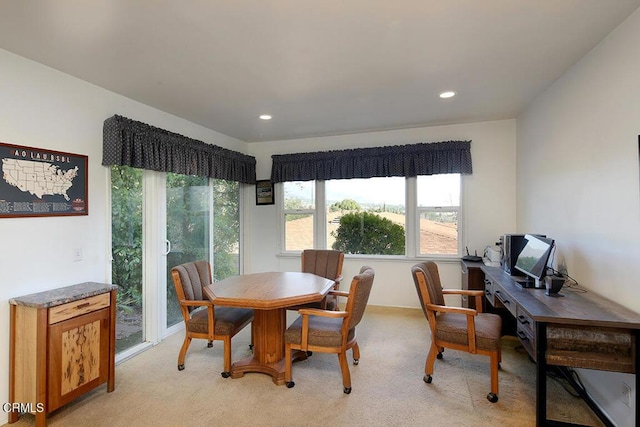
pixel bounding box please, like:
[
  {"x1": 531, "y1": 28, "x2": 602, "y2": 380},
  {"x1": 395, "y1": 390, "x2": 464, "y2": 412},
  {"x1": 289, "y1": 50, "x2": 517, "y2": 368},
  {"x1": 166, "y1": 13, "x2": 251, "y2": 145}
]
[{"x1": 202, "y1": 271, "x2": 335, "y2": 385}]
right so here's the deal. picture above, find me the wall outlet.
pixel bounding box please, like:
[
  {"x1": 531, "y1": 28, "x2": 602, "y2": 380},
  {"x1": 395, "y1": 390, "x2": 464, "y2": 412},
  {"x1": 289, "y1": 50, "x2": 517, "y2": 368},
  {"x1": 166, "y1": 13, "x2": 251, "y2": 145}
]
[
  {"x1": 622, "y1": 382, "x2": 631, "y2": 407},
  {"x1": 72, "y1": 247, "x2": 83, "y2": 262}
]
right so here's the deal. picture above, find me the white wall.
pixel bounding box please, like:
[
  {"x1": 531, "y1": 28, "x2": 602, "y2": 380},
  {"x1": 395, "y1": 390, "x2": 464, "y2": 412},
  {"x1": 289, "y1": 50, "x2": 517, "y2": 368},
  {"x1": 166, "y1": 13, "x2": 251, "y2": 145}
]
[
  {"x1": 0, "y1": 48, "x2": 247, "y2": 425},
  {"x1": 246, "y1": 119, "x2": 517, "y2": 308},
  {"x1": 517, "y1": 8, "x2": 640, "y2": 427}
]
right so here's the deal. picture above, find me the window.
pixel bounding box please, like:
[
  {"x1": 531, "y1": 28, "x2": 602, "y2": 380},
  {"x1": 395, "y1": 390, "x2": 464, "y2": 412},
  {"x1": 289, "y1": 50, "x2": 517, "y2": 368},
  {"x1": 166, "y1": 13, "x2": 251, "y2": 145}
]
[
  {"x1": 417, "y1": 174, "x2": 460, "y2": 256},
  {"x1": 283, "y1": 181, "x2": 315, "y2": 251},
  {"x1": 280, "y1": 174, "x2": 461, "y2": 257},
  {"x1": 326, "y1": 177, "x2": 405, "y2": 255}
]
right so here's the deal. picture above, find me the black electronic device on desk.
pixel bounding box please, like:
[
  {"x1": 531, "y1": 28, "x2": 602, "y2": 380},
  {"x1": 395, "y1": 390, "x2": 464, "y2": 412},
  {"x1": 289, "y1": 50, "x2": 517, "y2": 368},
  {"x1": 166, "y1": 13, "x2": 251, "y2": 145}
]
[
  {"x1": 513, "y1": 234, "x2": 555, "y2": 289},
  {"x1": 461, "y1": 247, "x2": 482, "y2": 262},
  {"x1": 543, "y1": 275, "x2": 566, "y2": 296}
]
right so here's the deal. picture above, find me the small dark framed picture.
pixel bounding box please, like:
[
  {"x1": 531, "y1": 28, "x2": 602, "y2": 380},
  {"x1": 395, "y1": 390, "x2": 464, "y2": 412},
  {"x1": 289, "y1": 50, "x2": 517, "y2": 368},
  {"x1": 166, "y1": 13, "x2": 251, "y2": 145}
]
[{"x1": 256, "y1": 180, "x2": 274, "y2": 205}]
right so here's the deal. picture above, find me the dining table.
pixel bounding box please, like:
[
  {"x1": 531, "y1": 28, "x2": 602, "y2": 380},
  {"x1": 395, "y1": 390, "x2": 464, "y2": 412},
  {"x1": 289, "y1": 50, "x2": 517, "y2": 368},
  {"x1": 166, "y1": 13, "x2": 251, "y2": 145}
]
[{"x1": 202, "y1": 271, "x2": 335, "y2": 385}]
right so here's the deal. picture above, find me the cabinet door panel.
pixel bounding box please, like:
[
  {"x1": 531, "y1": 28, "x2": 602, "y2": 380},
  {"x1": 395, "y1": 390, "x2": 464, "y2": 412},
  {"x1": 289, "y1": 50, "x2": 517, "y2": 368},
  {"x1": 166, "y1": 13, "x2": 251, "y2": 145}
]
[{"x1": 48, "y1": 307, "x2": 110, "y2": 410}]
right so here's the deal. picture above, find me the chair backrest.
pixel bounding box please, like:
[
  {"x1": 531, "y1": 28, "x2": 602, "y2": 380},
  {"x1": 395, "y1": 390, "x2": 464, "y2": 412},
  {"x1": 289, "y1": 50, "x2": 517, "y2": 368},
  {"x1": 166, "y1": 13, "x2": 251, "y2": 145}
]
[
  {"x1": 301, "y1": 249, "x2": 344, "y2": 280},
  {"x1": 171, "y1": 260, "x2": 212, "y2": 312},
  {"x1": 411, "y1": 261, "x2": 445, "y2": 314},
  {"x1": 345, "y1": 266, "x2": 375, "y2": 330}
]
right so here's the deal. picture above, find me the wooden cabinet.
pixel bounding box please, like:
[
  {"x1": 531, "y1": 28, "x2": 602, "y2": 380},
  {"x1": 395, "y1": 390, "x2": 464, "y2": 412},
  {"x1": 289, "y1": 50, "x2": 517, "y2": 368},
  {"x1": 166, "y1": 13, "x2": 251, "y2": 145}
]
[
  {"x1": 9, "y1": 283, "x2": 117, "y2": 426},
  {"x1": 462, "y1": 260, "x2": 516, "y2": 336},
  {"x1": 460, "y1": 260, "x2": 485, "y2": 310}
]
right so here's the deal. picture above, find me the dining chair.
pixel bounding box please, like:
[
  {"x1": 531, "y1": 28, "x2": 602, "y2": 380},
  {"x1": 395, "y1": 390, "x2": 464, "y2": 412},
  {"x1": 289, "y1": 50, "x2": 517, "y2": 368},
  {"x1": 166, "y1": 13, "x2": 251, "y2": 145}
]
[
  {"x1": 299, "y1": 249, "x2": 344, "y2": 310},
  {"x1": 171, "y1": 260, "x2": 253, "y2": 377},
  {"x1": 411, "y1": 261, "x2": 502, "y2": 402},
  {"x1": 284, "y1": 266, "x2": 375, "y2": 394}
]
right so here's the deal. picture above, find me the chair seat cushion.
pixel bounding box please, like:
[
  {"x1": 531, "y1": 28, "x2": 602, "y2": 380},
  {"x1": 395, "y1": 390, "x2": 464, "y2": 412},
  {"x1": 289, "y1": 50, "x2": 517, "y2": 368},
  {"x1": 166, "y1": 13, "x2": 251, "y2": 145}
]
[
  {"x1": 435, "y1": 312, "x2": 502, "y2": 351},
  {"x1": 284, "y1": 315, "x2": 355, "y2": 348},
  {"x1": 187, "y1": 305, "x2": 253, "y2": 335}
]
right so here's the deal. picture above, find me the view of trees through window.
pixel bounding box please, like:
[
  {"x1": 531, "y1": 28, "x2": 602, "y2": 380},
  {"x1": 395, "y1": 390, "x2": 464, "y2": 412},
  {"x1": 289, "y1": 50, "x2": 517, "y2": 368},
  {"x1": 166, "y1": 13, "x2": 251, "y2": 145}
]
[
  {"x1": 111, "y1": 166, "x2": 240, "y2": 353},
  {"x1": 327, "y1": 177, "x2": 405, "y2": 255},
  {"x1": 111, "y1": 166, "x2": 143, "y2": 352},
  {"x1": 165, "y1": 174, "x2": 240, "y2": 328}
]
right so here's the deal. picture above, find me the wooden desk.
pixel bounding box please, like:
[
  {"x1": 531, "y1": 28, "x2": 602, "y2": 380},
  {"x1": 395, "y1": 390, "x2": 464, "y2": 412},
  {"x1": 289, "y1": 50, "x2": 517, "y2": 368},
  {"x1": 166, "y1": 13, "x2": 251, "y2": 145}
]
[
  {"x1": 482, "y1": 266, "x2": 640, "y2": 427},
  {"x1": 203, "y1": 272, "x2": 334, "y2": 385}
]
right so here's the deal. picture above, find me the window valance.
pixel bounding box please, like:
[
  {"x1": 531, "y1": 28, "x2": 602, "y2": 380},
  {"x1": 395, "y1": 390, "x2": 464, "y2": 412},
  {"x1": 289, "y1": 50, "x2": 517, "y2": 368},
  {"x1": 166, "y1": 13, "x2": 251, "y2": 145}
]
[
  {"x1": 270, "y1": 140, "x2": 471, "y2": 183},
  {"x1": 102, "y1": 115, "x2": 256, "y2": 184}
]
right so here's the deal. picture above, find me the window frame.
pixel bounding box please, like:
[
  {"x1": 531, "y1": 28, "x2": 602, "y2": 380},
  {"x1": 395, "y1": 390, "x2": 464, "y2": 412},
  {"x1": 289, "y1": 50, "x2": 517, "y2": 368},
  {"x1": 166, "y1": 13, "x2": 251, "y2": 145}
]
[
  {"x1": 280, "y1": 181, "x2": 323, "y2": 252},
  {"x1": 416, "y1": 174, "x2": 462, "y2": 257}
]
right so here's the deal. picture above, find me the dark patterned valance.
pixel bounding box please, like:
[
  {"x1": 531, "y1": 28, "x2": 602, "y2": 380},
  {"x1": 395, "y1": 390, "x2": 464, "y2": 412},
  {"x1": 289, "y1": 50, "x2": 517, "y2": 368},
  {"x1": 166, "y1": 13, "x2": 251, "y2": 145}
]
[
  {"x1": 102, "y1": 115, "x2": 256, "y2": 184},
  {"x1": 271, "y1": 140, "x2": 471, "y2": 183}
]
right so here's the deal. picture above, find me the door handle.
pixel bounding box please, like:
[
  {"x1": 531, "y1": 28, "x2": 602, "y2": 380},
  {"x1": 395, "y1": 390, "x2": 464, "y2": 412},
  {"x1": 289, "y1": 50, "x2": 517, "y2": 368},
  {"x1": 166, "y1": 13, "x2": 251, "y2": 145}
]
[{"x1": 164, "y1": 240, "x2": 171, "y2": 256}]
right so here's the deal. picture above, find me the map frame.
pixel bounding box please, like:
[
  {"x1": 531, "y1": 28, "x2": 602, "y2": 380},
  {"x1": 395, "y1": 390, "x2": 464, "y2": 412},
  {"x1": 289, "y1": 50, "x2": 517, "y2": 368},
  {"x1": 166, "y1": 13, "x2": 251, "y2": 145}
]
[{"x1": 0, "y1": 141, "x2": 88, "y2": 218}]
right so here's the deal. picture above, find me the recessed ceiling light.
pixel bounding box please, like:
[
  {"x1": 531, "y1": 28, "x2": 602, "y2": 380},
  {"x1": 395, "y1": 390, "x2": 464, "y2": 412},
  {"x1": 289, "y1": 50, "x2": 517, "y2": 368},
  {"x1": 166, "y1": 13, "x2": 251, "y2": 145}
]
[
  {"x1": 259, "y1": 114, "x2": 272, "y2": 120},
  {"x1": 439, "y1": 91, "x2": 456, "y2": 99}
]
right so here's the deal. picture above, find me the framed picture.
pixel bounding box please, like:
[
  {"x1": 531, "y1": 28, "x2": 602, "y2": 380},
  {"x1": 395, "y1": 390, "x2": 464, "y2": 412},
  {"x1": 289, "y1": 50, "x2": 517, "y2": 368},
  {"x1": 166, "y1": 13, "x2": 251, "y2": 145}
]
[
  {"x1": 0, "y1": 141, "x2": 88, "y2": 218},
  {"x1": 256, "y1": 180, "x2": 274, "y2": 205}
]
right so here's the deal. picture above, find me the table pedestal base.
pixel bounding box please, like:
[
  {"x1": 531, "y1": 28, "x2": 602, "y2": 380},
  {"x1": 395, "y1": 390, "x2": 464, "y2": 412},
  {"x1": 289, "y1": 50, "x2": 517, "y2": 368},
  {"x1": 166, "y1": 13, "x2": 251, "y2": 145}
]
[
  {"x1": 229, "y1": 308, "x2": 310, "y2": 385},
  {"x1": 231, "y1": 350, "x2": 310, "y2": 385}
]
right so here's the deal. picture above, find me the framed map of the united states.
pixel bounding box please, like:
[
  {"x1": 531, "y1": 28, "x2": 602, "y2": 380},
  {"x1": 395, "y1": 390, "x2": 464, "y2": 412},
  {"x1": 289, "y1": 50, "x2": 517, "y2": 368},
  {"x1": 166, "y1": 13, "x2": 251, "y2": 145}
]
[{"x1": 0, "y1": 142, "x2": 88, "y2": 218}]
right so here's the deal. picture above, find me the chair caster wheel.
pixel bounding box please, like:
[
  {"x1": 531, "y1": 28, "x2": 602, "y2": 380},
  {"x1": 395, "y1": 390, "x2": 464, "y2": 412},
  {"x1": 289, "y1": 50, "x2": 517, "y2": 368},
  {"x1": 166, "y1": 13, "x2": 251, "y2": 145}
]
[
  {"x1": 178, "y1": 364, "x2": 185, "y2": 371},
  {"x1": 221, "y1": 371, "x2": 231, "y2": 378},
  {"x1": 437, "y1": 352, "x2": 443, "y2": 360},
  {"x1": 207, "y1": 342, "x2": 213, "y2": 348},
  {"x1": 344, "y1": 387, "x2": 352, "y2": 394},
  {"x1": 286, "y1": 381, "x2": 295, "y2": 388},
  {"x1": 423, "y1": 375, "x2": 432, "y2": 384},
  {"x1": 306, "y1": 351, "x2": 313, "y2": 356},
  {"x1": 487, "y1": 393, "x2": 498, "y2": 403},
  {"x1": 249, "y1": 344, "x2": 254, "y2": 350},
  {"x1": 353, "y1": 359, "x2": 359, "y2": 365}
]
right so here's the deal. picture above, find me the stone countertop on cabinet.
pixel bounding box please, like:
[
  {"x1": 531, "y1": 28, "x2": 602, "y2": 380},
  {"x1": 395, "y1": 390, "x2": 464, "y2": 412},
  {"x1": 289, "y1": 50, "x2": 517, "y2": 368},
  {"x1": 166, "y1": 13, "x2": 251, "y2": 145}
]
[{"x1": 9, "y1": 282, "x2": 119, "y2": 308}]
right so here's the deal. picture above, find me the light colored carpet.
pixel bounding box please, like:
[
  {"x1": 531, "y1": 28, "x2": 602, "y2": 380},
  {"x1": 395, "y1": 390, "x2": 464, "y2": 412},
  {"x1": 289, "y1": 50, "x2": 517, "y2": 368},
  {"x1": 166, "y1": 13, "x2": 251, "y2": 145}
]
[{"x1": 6, "y1": 306, "x2": 603, "y2": 427}]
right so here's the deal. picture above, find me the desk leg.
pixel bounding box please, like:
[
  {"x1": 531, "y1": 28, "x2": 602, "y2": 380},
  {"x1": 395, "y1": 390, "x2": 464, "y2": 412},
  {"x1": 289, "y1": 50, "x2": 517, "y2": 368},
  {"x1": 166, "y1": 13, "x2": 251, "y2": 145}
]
[
  {"x1": 535, "y1": 322, "x2": 547, "y2": 427},
  {"x1": 636, "y1": 330, "x2": 639, "y2": 425}
]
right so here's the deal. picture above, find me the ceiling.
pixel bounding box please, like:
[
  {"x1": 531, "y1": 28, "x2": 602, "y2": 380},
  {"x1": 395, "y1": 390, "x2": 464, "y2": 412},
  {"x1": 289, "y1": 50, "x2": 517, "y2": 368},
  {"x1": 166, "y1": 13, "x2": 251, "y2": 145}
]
[{"x1": 1, "y1": 1, "x2": 639, "y2": 143}]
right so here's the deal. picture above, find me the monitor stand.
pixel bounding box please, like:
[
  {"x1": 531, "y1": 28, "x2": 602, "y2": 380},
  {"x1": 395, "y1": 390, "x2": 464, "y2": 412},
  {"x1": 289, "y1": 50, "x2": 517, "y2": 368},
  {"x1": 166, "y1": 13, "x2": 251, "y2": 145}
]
[{"x1": 515, "y1": 277, "x2": 541, "y2": 289}]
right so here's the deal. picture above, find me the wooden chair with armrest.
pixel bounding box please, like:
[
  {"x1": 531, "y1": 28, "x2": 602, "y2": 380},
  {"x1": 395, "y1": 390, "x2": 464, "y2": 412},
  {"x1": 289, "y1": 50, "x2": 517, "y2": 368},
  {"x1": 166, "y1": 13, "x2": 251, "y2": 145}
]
[
  {"x1": 284, "y1": 266, "x2": 375, "y2": 394},
  {"x1": 411, "y1": 261, "x2": 502, "y2": 403},
  {"x1": 293, "y1": 249, "x2": 344, "y2": 311},
  {"x1": 171, "y1": 260, "x2": 253, "y2": 378}
]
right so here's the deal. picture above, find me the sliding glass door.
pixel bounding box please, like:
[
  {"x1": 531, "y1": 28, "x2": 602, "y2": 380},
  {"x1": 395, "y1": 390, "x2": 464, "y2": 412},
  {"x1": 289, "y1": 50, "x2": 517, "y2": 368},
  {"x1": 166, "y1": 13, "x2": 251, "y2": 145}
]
[
  {"x1": 111, "y1": 169, "x2": 242, "y2": 353},
  {"x1": 165, "y1": 173, "x2": 211, "y2": 329},
  {"x1": 111, "y1": 166, "x2": 144, "y2": 353},
  {"x1": 212, "y1": 179, "x2": 241, "y2": 281}
]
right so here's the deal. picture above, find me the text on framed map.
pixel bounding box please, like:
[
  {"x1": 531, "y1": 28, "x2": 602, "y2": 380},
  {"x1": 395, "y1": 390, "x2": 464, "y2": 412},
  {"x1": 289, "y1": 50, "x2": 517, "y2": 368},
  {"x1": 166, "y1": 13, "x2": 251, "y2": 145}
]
[{"x1": 0, "y1": 142, "x2": 88, "y2": 217}]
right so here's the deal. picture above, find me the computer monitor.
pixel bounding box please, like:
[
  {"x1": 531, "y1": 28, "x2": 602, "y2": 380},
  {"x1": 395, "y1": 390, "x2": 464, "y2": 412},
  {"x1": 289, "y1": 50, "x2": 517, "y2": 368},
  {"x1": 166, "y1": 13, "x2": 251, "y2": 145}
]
[{"x1": 514, "y1": 234, "x2": 554, "y2": 288}]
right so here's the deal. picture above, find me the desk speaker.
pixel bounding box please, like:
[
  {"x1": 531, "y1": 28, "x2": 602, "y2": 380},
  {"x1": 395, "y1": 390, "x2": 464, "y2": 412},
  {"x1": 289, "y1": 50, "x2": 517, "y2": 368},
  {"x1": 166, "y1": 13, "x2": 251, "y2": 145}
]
[{"x1": 544, "y1": 276, "x2": 565, "y2": 296}]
